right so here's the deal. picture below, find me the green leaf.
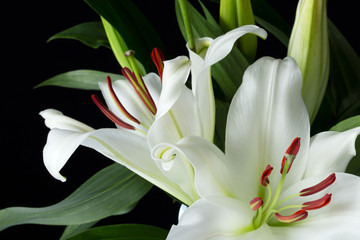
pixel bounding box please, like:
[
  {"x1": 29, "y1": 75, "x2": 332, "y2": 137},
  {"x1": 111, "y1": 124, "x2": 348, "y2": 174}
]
[
  {"x1": 329, "y1": 115, "x2": 360, "y2": 132},
  {"x1": 60, "y1": 221, "x2": 98, "y2": 240},
  {"x1": 326, "y1": 20, "x2": 360, "y2": 121},
  {"x1": 329, "y1": 116, "x2": 360, "y2": 177},
  {"x1": 34, "y1": 69, "x2": 124, "y2": 90},
  {"x1": 0, "y1": 164, "x2": 152, "y2": 231},
  {"x1": 48, "y1": 22, "x2": 110, "y2": 49},
  {"x1": 83, "y1": 0, "x2": 165, "y2": 72},
  {"x1": 175, "y1": 0, "x2": 249, "y2": 100},
  {"x1": 68, "y1": 224, "x2": 168, "y2": 240}
]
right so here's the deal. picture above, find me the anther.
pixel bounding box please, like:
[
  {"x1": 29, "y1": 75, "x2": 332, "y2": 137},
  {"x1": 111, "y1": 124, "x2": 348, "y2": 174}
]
[
  {"x1": 281, "y1": 137, "x2": 301, "y2": 174},
  {"x1": 151, "y1": 47, "x2": 165, "y2": 81},
  {"x1": 260, "y1": 165, "x2": 273, "y2": 186},
  {"x1": 302, "y1": 193, "x2": 332, "y2": 210},
  {"x1": 275, "y1": 210, "x2": 308, "y2": 223},
  {"x1": 300, "y1": 173, "x2": 336, "y2": 196},
  {"x1": 250, "y1": 197, "x2": 263, "y2": 211}
]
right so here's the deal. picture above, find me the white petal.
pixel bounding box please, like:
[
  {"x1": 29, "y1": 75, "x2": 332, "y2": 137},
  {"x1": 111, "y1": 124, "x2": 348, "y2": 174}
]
[
  {"x1": 43, "y1": 129, "x2": 92, "y2": 182},
  {"x1": 167, "y1": 197, "x2": 256, "y2": 240},
  {"x1": 83, "y1": 128, "x2": 194, "y2": 205},
  {"x1": 156, "y1": 56, "x2": 191, "y2": 119},
  {"x1": 153, "y1": 136, "x2": 236, "y2": 199},
  {"x1": 188, "y1": 40, "x2": 215, "y2": 141},
  {"x1": 272, "y1": 173, "x2": 360, "y2": 240},
  {"x1": 40, "y1": 109, "x2": 94, "y2": 132},
  {"x1": 203, "y1": 25, "x2": 267, "y2": 68},
  {"x1": 148, "y1": 88, "x2": 202, "y2": 148},
  {"x1": 225, "y1": 57, "x2": 310, "y2": 199},
  {"x1": 304, "y1": 127, "x2": 360, "y2": 178}
]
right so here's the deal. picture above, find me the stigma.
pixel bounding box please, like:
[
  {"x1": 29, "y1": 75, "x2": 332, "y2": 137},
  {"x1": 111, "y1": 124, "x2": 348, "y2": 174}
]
[{"x1": 249, "y1": 137, "x2": 336, "y2": 227}]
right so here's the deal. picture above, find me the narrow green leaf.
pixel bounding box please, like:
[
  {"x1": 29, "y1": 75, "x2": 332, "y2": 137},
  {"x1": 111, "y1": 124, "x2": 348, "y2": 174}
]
[
  {"x1": 34, "y1": 69, "x2": 124, "y2": 90},
  {"x1": 48, "y1": 22, "x2": 110, "y2": 49},
  {"x1": 0, "y1": 164, "x2": 152, "y2": 231},
  {"x1": 83, "y1": 0, "x2": 165, "y2": 72},
  {"x1": 254, "y1": 16, "x2": 289, "y2": 47},
  {"x1": 68, "y1": 224, "x2": 168, "y2": 240},
  {"x1": 175, "y1": 0, "x2": 248, "y2": 100}
]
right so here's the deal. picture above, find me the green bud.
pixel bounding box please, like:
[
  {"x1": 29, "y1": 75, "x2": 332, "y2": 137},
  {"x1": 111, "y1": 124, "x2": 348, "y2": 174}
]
[
  {"x1": 288, "y1": 0, "x2": 330, "y2": 123},
  {"x1": 219, "y1": 0, "x2": 257, "y2": 62}
]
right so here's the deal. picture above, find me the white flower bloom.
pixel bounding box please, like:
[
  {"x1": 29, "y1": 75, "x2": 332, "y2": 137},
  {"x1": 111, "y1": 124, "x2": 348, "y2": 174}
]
[
  {"x1": 165, "y1": 57, "x2": 360, "y2": 239},
  {"x1": 40, "y1": 26, "x2": 267, "y2": 206}
]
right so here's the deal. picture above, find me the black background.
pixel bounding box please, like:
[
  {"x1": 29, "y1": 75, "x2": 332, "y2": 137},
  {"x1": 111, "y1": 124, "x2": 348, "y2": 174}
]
[{"x1": 1, "y1": 0, "x2": 357, "y2": 239}]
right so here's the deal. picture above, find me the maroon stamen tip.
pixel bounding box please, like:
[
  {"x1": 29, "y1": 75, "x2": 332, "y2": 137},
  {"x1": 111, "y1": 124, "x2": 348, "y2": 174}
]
[
  {"x1": 260, "y1": 165, "x2": 273, "y2": 187},
  {"x1": 106, "y1": 76, "x2": 140, "y2": 124},
  {"x1": 91, "y1": 94, "x2": 135, "y2": 130},
  {"x1": 275, "y1": 210, "x2": 308, "y2": 223},
  {"x1": 281, "y1": 137, "x2": 301, "y2": 174},
  {"x1": 302, "y1": 193, "x2": 332, "y2": 211},
  {"x1": 138, "y1": 75, "x2": 157, "y2": 114},
  {"x1": 250, "y1": 197, "x2": 263, "y2": 211},
  {"x1": 151, "y1": 47, "x2": 165, "y2": 81},
  {"x1": 300, "y1": 173, "x2": 336, "y2": 196}
]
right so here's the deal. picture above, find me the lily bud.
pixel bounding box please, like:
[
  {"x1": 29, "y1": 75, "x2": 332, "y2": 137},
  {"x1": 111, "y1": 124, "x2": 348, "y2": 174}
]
[
  {"x1": 219, "y1": 0, "x2": 257, "y2": 62},
  {"x1": 287, "y1": 0, "x2": 330, "y2": 123}
]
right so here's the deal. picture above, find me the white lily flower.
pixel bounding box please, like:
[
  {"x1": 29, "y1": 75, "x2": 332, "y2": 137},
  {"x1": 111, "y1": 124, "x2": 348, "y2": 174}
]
[
  {"x1": 164, "y1": 57, "x2": 360, "y2": 239},
  {"x1": 40, "y1": 26, "x2": 267, "y2": 206}
]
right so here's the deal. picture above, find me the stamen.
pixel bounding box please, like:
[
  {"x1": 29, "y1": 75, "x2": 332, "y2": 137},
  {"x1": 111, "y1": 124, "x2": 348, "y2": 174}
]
[
  {"x1": 281, "y1": 137, "x2": 301, "y2": 174},
  {"x1": 260, "y1": 165, "x2": 273, "y2": 186},
  {"x1": 151, "y1": 47, "x2": 165, "y2": 81},
  {"x1": 91, "y1": 94, "x2": 135, "y2": 130},
  {"x1": 275, "y1": 210, "x2": 308, "y2": 223},
  {"x1": 300, "y1": 173, "x2": 336, "y2": 196},
  {"x1": 250, "y1": 197, "x2": 263, "y2": 211},
  {"x1": 302, "y1": 193, "x2": 332, "y2": 210},
  {"x1": 106, "y1": 76, "x2": 140, "y2": 124},
  {"x1": 122, "y1": 67, "x2": 157, "y2": 115}
]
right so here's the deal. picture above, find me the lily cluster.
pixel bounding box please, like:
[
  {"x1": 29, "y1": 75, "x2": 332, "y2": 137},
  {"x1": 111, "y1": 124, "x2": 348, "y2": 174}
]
[{"x1": 39, "y1": 13, "x2": 360, "y2": 240}]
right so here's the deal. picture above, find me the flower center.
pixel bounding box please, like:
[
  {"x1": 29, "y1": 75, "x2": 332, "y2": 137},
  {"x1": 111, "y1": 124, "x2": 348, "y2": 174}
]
[
  {"x1": 250, "y1": 137, "x2": 336, "y2": 228},
  {"x1": 91, "y1": 48, "x2": 164, "y2": 133}
]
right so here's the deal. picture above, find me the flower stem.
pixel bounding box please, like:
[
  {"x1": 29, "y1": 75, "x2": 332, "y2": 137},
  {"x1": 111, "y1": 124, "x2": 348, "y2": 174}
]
[{"x1": 178, "y1": 0, "x2": 195, "y2": 51}]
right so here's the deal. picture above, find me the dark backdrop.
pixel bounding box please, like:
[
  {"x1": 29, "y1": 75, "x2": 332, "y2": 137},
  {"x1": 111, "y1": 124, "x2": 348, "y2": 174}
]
[{"x1": 1, "y1": 1, "x2": 357, "y2": 239}]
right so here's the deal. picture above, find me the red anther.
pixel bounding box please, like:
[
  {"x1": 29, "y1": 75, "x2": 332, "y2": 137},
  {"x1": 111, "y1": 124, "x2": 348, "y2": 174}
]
[
  {"x1": 300, "y1": 173, "x2": 336, "y2": 196},
  {"x1": 91, "y1": 94, "x2": 135, "y2": 130},
  {"x1": 260, "y1": 165, "x2": 273, "y2": 186},
  {"x1": 106, "y1": 76, "x2": 140, "y2": 124},
  {"x1": 250, "y1": 197, "x2": 263, "y2": 211},
  {"x1": 275, "y1": 210, "x2": 308, "y2": 223},
  {"x1": 280, "y1": 137, "x2": 301, "y2": 174},
  {"x1": 151, "y1": 47, "x2": 165, "y2": 81},
  {"x1": 302, "y1": 193, "x2": 332, "y2": 211}
]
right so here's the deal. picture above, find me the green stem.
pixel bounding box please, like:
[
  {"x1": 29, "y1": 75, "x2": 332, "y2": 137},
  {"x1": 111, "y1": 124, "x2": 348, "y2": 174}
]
[{"x1": 178, "y1": 0, "x2": 195, "y2": 51}]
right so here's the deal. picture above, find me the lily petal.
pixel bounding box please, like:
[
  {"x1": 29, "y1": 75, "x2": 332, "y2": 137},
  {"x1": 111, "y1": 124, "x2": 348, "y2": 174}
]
[
  {"x1": 153, "y1": 136, "x2": 235, "y2": 199},
  {"x1": 167, "y1": 197, "x2": 258, "y2": 240},
  {"x1": 156, "y1": 56, "x2": 191, "y2": 119},
  {"x1": 304, "y1": 127, "x2": 360, "y2": 178},
  {"x1": 225, "y1": 57, "x2": 310, "y2": 199},
  {"x1": 203, "y1": 25, "x2": 267, "y2": 68},
  {"x1": 272, "y1": 173, "x2": 360, "y2": 240}
]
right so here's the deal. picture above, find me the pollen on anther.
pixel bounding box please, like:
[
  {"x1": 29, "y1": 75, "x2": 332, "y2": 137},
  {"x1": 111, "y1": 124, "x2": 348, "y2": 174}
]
[
  {"x1": 302, "y1": 193, "x2": 332, "y2": 211},
  {"x1": 275, "y1": 210, "x2": 308, "y2": 223}
]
